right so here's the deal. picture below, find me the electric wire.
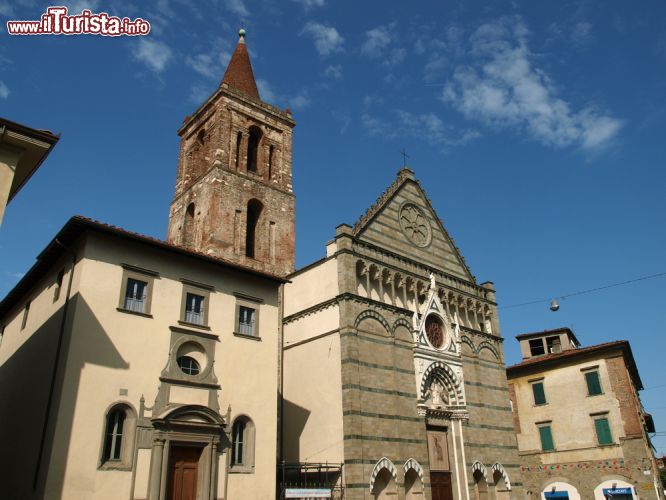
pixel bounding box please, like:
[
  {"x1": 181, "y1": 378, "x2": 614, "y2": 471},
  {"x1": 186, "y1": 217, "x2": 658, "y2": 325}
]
[{"x1": 500, "y1": 272, "x2": 666, "y2": 310}]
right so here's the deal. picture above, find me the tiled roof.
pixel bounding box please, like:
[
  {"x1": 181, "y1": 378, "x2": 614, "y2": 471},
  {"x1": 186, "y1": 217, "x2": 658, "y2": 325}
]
[
  {"x1": 0, "y1": 215, "x2": 287, "y2": 318},
  {"x1": 507, "y1": 340, "x2": 643, "y2": 389},
  {"x1": 515, "y1": 327, "x2": 581, "y2": 347},
  {"x1": 221, "y1": 31, "x2": 259, "y2": 99}
]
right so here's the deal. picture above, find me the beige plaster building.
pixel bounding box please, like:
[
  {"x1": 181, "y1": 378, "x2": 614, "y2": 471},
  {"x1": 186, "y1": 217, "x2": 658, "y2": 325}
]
[
  {"x1": 0, "y1": 216, "x2": 285, "y2": 499},
  {"x1": 507, "y1": 328, "x2": 662, "y2": 500},
  {"x1": 0, "y1": 117, "x2": 59, "y2": 226},
  {"x1": 282, "y1": 168, "x2": 521, "y2": 500}
]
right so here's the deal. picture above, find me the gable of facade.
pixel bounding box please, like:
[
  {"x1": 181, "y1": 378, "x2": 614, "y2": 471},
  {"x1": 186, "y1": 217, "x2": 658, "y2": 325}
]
[{"x1": 353, "y1": 168, "x2": 474, "y2": 282}]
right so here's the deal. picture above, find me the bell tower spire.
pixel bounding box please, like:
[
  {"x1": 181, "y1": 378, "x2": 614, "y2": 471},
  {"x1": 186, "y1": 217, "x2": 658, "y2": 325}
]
[
  {"x1": 221, "y1": 29, "x2": 260, "y2": 99},
  {"x1": 167, "y1": 29, "x2": 296, "y2": 277}
]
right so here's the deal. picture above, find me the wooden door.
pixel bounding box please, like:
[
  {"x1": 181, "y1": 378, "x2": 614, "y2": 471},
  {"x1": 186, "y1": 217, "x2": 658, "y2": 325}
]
[
  {"x1": 168, "y1": 446, "x2": 201, "y2": 500},
  {"x1": 430, "y1": 471, "x2": 453, "y2": 500}
]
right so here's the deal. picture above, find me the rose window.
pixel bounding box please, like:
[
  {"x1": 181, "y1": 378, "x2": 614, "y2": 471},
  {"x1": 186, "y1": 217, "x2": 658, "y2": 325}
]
[
  {"x1": 425, "y1": 315, "x2": 445, "y2": 349},
  {"x1": 399, "y1": 204, "x2": 431, "y2": 247}
]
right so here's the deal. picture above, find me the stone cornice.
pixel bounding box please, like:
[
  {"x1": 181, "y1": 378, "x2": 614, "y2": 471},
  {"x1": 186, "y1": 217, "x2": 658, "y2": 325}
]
[
  {"x1": 346, "y1": 243, "x2": 495, "y2": 303},
  {"x1": 460, "y1": 326, "x2": 504, "y2": 343}
]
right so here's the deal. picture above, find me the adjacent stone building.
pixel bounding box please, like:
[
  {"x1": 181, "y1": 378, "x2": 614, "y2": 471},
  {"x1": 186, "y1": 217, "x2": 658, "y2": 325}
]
[
  {"x1": 507, "y1": 328, "x2": 662, "y2": 500},
  {"x1": 283, "y1": 168, "x2": 521, "y2": 500}
]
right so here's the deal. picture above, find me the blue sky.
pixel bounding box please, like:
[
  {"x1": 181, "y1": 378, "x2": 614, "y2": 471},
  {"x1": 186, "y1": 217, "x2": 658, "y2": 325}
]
[{"x1": 1, "y1": 0, "x2": 665, "y2": 453}]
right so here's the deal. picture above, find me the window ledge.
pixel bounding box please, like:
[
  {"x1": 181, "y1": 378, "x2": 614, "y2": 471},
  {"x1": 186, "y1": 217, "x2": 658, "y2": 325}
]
[
  {"x1": 178, "y1": 320, "x2": 211, "y2": 331},
  {"x1": 587, "y1": 393, "x2": 604, "y2": 397},
  {"x1": 98, "y1": 461, "x2": 132, "y2": 471},
  {"x1": 116, "y1": 308, "x2": 153, "y2": 318},
  {"x1": 229, "y1": 465, "x2": 255, "y2": 474},
  {"x1": 233, "y1": 332, "x2": 261, "y2": 341}
]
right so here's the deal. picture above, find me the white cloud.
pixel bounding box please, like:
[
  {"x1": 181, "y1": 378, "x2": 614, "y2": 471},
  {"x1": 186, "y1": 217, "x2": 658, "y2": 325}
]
[
  {"x1": 288, "y1": 92, "x2": 311, "y2": 111},
  {"x1": 361, "y1": 23, "x2": 406, "y2": 67},
  {"x1": 291, "y1": 0, "x2": 325, "y2": 8},
  {"x1": 225, "y1": 0, "x2": 249, "y2": 17},
  {"x1": 441, "y1": 15, "x2": 622, "y2": 151},
  {"x1": 362, "y1": 110, "x2": 479, "y2": 147},
  {"x1": 301, "y1": 22, "x2": 344, "y2": 56},
  {"x1": 361, "y1": 25, "x2": 393, "y2": 58},
  {"x1": 0, "y1": 81, "x2": 9, "y2": 99},
  {"x1": 323, "y1": 64, "x2": 343, "y2": 80},
  {"x1": 132, "y1": 38, "x2": 173, "y2": 73},
  {"x1": 257, "y1": 79, "x2": 278, "y2": 103},
  {"x1": 257, "y1": 79, "x2": 310, "y2": 110},
  {"x1": 549, "y1": 20, "x2": 593, "y2": 45},
  {"x1": 185, "y1": 39, "x2": 231, "y2": 80}
]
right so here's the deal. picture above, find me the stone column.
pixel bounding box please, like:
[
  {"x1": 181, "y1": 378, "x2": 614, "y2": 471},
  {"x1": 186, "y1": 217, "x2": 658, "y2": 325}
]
[
  {"x1": 147, "y1": 437, "x2": 166, "y2": 500},
  {"x1": 457, "y1": 419, "x2": 471, "y2": 500},
  {"x1": 209, "y1": 442, "x2": 218, "y2": 500}
]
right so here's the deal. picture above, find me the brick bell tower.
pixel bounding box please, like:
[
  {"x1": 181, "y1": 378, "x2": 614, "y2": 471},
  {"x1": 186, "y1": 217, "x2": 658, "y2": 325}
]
[{"x1": 168, "y1": 29, "x2": 296, "y2": 276}]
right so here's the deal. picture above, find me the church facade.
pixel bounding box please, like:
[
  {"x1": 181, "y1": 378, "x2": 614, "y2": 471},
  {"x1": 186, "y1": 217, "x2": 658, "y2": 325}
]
[{"x1": 283, "y1": 168, "x2": 522, "y2": 499}]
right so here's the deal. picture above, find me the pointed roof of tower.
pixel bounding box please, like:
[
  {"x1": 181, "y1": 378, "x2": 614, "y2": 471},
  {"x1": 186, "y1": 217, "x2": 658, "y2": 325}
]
[{"x1": 221, "y1": 29, "x2": 260, "y2": 99}]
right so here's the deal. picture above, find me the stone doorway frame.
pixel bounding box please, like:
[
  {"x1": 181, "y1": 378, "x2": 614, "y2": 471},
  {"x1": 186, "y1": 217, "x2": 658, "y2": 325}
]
[{"x1": 146, "y1": 404, "x2": 226, "y2": 500}]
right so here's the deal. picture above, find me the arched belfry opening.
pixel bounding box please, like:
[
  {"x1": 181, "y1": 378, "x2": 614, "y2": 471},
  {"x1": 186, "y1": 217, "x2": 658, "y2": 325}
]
[
  {"x1": 183, "y1": 203, "x2": 195, "y2": 248},
  {"x1": 247, "y1": 126, "x2": 262, "y2": 173},
  {"x1": 246, "y1": 199, "x2": 263, "y2": 259}
]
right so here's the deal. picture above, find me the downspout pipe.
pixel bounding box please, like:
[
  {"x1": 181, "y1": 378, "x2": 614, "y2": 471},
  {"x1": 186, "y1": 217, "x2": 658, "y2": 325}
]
[{"x1": 33, "y1": 238, "x2": 77, "y2": 491}]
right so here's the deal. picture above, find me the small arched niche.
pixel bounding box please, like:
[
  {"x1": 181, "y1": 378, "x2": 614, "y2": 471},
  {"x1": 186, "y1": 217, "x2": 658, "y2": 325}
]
[
  {"x1": 247, "y1": 126, "x2": 262, "y2": 173},
  {"x1": 245, "y1": 199, "x2": 263, "y2": 259}
]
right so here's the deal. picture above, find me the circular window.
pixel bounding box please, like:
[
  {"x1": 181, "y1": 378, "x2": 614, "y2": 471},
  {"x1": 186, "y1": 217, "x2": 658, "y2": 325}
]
[
  {"x1": 425, "y1": 315, "x2": 445, "y2": 349},
  {"x1": 399, "y1": 204, "x2": 431, "y2": 247},
  {"x1": 177, "y1": 356, "x2": 200, "y2": 376}
]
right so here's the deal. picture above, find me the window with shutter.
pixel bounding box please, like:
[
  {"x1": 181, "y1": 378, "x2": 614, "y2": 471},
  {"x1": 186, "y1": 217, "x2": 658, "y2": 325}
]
[
  {"x1": 595, "y1": 417, "x2": 613, "y2": 445},
  {"x1": 585, "y1": 371, "x2": 603, "y2": 396},
  {"x1": 532, "y1": 381, "x2": 547, "y2": 405},
  {"x1": 539, "y1": 425, "x2": 555, "y2": 451}
]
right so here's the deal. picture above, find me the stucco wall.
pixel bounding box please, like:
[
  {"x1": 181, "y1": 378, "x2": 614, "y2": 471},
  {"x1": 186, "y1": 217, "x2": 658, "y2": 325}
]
[{"x1": 0, "y1": 231, "x2": 281, "y2": 499}]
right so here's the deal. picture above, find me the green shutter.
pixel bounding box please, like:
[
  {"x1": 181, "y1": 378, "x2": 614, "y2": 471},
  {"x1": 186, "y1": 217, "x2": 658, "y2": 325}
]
[
  {"x1": 585, "y1": 371, "x2": 602, "y2": 395},
  {"x1": 539, "y1": 425, "x2": 554, "y2": 451},
  {"x1": 532, "y1": 382, "x2": 547, "y2": 405},
  {"x1": 595, "y1": 418, "x2": 613, "y2": 445}
]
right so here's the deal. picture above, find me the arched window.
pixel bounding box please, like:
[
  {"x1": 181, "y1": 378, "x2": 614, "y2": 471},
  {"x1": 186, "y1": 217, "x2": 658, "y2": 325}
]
[
  {"x1": 372, "y1": 468, "x2": 397, "y2": 499},
  {"x1": 247, "y1": 126, "x2": 262, "y2": 173},
  {"x1": 473, "y1": 469, "x2": 489, "y2": 500},
  {"x1": 100, "y1": 403, "x2": 136, "y2": 469},
  {"x1": 103, "y1": 408, "x2": 125, "y2": 461},
  {"x1": 425, "y1": 314, "x2": 444, "y2": 348},
  {"x1": 231, "y1": 416, "x2": 255, "y2": 471},
  {"x1": 404, "y1": 468, "x2": 423, "y2": 499},
  {"x1": 183, "y1": 203, "x2": 195, "y2": 248},
  {"x1": 235, "y1": 131, "x2": 242, "y2": 169},
  {"x1": 245, "y1": 199, "x2": 263, "y2": 259}
]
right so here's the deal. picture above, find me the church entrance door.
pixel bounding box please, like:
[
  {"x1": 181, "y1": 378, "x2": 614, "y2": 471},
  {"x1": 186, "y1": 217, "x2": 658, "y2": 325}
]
[
  {"x1": 430, "y1": 471, "x2": 453, "y2": 500},
  {"x1": 167, "y1": 446, "x2": 201, "y2": 500}
]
